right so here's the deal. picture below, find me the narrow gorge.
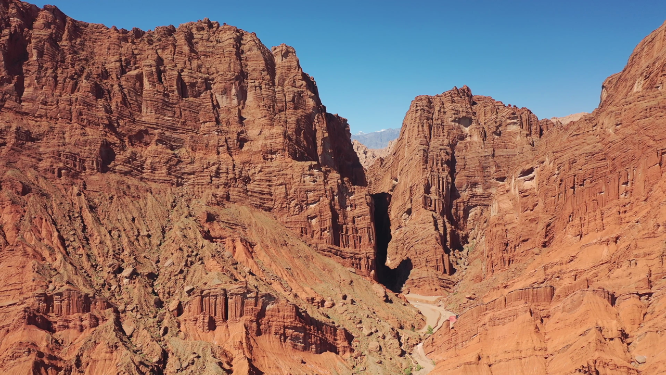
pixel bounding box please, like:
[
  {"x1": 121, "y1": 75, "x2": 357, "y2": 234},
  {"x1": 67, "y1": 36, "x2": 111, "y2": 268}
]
[{"x1": 371, "y1": 192, "x2": 413, "y2": 293}]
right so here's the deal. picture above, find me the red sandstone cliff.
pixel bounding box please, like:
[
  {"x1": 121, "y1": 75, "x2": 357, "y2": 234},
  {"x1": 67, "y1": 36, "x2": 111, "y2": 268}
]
[
  {"x1": 422, "y1": 21, "x2": 666, "y2": 374},
  {"x1": 0, "y1": 1, "x2": 424, "y2": 373},
  {"x1": 0, "y1": 0, "x2": 374, "y2": 273},
  {"x1": 4, "y1": 0, "x2": 666, "y2": 373},
  {"x1": 367, "y1": 87, "x2": 554, "y2": 294}
]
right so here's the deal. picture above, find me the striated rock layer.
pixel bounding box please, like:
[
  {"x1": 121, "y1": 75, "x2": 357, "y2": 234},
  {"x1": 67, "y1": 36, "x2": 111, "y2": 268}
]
[
  {"x1": 367, "y1": 86, "x2": 554, "y2": 294},
  {"x1": 423, "y1": 21, "x2": 666, "y2": 374},
  {"x1": 4, "y1": 0, "x2": 666, "y2": 373},
  {"x1": 0, "y1": 0, "x2": 374, "y2": 274},
  {"x1": 0, "y1": 1, "x2": 426, "y2": 374}
]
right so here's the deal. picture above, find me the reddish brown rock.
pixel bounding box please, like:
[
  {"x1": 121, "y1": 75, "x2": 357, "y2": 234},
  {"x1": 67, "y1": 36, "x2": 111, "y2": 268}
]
[
  {"x1": 0, "y1": 0, "x2": 374, "y2": 274},
  {"x1": 424, "y1": 21, "x2": 666, "y2": 375},
  {"x1": 352, "y1": 139, "x2": 394, "y2": 170},
  {"x1": 0, "y1": 1, "x2": 425, "y2": 373},
  {"x1": 368, "y1": 86, "x2": 554, "y2": 294},
  {"x1": 6, "y1": 0, "x2": 666, "y2": 373}
]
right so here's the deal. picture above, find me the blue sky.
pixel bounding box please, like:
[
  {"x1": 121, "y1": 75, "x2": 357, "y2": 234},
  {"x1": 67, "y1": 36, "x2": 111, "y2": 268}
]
[{"x1": 34, "y1": 0, "x2": 666, "y2": 133}]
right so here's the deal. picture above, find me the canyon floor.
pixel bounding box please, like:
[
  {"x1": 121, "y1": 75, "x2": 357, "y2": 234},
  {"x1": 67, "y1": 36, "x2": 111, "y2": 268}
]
[{"x1": 405, "y1": 294, "x2": 454, "y2": 374}]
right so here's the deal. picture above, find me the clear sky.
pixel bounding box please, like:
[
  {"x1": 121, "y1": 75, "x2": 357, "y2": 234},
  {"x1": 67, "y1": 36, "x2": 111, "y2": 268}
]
[{"x1": 33, "y1": 0, "x2": 666, "y2": 133}]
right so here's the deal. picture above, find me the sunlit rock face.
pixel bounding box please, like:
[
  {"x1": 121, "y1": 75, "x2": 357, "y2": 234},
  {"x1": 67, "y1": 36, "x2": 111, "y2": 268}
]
[
  {"x1": 4, "y1": 0, "x2": 666, "y2": 373},
  {"x1": 0, "y1": 1, "x2": 429, "y2": 373},
  {"x1": 0, "y1": 0, "x2": 375, "y2": 268},
  {"x1": 423, "y1": 21, "x2": 666, "y2": 375},
  {"x1": 368, "y1": 85, "x2": 554, "y2": 294}
]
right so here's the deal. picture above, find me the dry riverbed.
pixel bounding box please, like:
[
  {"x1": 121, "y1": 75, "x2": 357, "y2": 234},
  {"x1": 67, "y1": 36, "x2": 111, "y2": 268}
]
[{"x1": 405, "y1": 294, "x2": 455, "y2": 374}]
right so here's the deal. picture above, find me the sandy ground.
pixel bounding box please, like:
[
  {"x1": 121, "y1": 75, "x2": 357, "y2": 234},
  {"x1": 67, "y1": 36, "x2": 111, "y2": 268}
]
[{"x1": 405, "y1": 294, "x2": 455, "y2": 375}]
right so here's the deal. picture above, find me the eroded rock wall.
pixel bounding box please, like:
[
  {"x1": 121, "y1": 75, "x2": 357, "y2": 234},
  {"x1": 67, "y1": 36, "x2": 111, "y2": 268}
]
[
  {"x1": 425, "y1": 21, "x2": 666, "y2": 375},
  {"x1": 0, "y1": 0, "x2": 373, "y2": 274},
  {"x1": 368, "y1": 86, "x2": 554, "y2": 293},
  {"x1": 0, "y1": 1, "x2": 426, "y2": 373}
]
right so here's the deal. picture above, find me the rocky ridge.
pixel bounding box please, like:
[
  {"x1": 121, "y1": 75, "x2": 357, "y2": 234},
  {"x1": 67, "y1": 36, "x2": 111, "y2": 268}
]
[
  {"x1": 0, "y1": 1, "x2": 424, "y2": 373},
  {"x1": 421, "y1": 20, "x2": 666, "y2": 374},
  {"x1": 367, "y1": 87, "x2": 555, "y2": 294},
  {"x1": 352, "y1": 139, "x2": 394, "y2": 170},
  {"x1": 550, "y1": 111, "x2": 588, "y2": 125}
]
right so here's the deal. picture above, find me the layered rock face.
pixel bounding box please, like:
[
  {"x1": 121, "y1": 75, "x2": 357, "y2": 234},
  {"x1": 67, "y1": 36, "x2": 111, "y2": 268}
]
[
  {"x1": 0, "y1": 1, "x2": 425, "y2": 374},
  {"x1": 423, "y1": 21, "x2": 666, "y2": 374},
  {"x1": 0, "y1": 0, "x2": 374, "y2": 273},
  {"x1": 367, "y1": 87, "x2": 554, "y2": 293}
]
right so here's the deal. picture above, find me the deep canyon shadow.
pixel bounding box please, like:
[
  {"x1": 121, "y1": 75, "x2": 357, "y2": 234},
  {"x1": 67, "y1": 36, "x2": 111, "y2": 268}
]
[{"x1": 372, "y1": 192, "x2": 412, "y2": 293}]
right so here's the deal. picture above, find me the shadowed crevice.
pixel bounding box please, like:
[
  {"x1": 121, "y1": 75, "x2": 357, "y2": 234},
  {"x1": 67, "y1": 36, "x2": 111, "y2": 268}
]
[{"x1": 372, "y1": 192, "x2": 412, "y2": 293}]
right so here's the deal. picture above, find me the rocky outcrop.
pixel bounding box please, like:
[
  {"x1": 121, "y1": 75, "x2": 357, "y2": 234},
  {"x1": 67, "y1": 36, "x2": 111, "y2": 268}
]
[
  {"x1": 424, "y1": 21, "x2": 666, "y2": 374},
  {"x1": 352, "y1": 139, "x2": 394, "y2": 170},
  {"x1": 549, "y1": 112, "x2": 588, "y2": 125},
  {"x1": 0, "y1": 1, "x2": 426, "y2": 374},
  {"x1": 181, "y1": 285, "x2": 352, "y2": 356},
  {"x1": 0, "y1": 0, "x2": 373, "y2": 274},
  {"x1": 5, "y1": 0, "x2": 666, "y2": 373},
  {"x1": 368, "y1": 87, "x2": 554, "y2": 293}
]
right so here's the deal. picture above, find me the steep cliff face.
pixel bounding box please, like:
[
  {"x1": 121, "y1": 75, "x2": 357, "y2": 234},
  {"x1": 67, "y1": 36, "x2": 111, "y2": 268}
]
[
  {"x1": 424, "y1": 21, "x2": 666, "y2": 374},
  {"x1": 367, "y1": 87, "x2": 554, "y2": 293},
  {"x1": 0, "y1": 1, "x2": 426, "y2": 374},
  {"x1": 0, "y1": 0, "x2": 373, "y2": 274}
]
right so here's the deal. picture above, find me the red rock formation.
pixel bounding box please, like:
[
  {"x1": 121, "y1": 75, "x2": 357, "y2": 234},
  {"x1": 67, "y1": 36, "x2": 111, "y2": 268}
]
[
  {"x1": 0, "y1": 0, "x2": 373, "y2": 274},
  {"x1": 368, "y1": 86, "x2": 554, "y2": 293},
  {"x1": 181, "y1": 284, "x2": 352, "y2": 355},
  {"x1": 0, "y1": 1, "x2": 425, "y2": 373},
  {"x1": 7, "y1": 0, "x2": 666, "y2": 373},
  {"x1": 352, "y1": 139, "x2": 394, "y2": 170},
  {"x1": 424, "y1": 21, "x2": 666, "y2": 375}
]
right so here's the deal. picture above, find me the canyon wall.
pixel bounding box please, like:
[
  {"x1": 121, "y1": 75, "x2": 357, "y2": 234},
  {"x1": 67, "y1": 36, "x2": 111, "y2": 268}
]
[
  {"x1": 3, "y1": 0, "x2": 666, "y2": 373},
  {"x1": 424, "y1": 21, "x2": 666, "y2": 374},
  {"x1": 0, "y1": 0, "x2": 374, "y2": 274},
  {"x1": 0, "y1": 1, "x2": 424, "y2": 373},
  {"x1": 368, "y1": 87, "x2": 554, "y2": 293}
]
